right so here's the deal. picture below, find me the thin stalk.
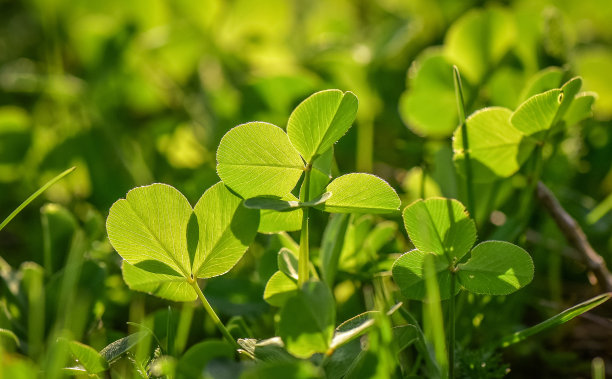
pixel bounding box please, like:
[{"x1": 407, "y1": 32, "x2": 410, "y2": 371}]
[
  {"x1": 453, "y1": 66, "x2": 475, "y2": 219},
  {"x1": 189, "y1": 280, "x2": 238, "y2": 350},
  {"x1": 298, "y1": 165, "x2": 312, "y2": 287},
  {"x1": 448, "y1": 271, "x2": 457, "y2": 379}
]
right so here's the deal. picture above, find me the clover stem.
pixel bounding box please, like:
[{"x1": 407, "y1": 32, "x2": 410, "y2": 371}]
[
  {"x1": 448, "y1": 270, "x2": 457, "y2": 379},
  {"x1": 189, "y1": 280, "x2": 239, "y2": 350},
  {"x1": 453, "y1": 66, "x2": 475, "y2": 221},
  {"x1": 298, "y1": 165, "x2": 312, "y2": 287}
]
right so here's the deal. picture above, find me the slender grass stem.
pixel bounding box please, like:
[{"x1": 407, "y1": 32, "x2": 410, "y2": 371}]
[
  {"x1": 453, "y1": 66, "x2": 475, "y2": 220},
  {"x1": 298, "y1": 166, "x2": 312, "y2": 287},
  {"x1": 448, "y1": 271, "x2": 457, "y2": 379},
  {"x1": 189, "y1": 280, "x2": 238, "y2": 350}
]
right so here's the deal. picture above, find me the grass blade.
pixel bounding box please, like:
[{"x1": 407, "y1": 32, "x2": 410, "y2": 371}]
[
  {"x1": 0, "y1": 167, "x2": 75, "y2": 232},
  {"x1": 498, "y1": 293, "x2": 611, "y2": 348}
]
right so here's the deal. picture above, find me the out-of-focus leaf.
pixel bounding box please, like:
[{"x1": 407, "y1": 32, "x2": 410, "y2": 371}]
[
  {"x1": 176, "y1": 340, "x2": 234, "y2": 379},
  {"x1": 99, "y1": 331, "x2": 148, "y2": 363},
  {"x1": 62, "y1": 339, "x2": 108, "y2": 374}
]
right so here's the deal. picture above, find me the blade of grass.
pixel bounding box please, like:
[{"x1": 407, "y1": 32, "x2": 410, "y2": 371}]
[
  {"x1": 453, "y1": 66, "x2": 475, "y2": 220},
  {"x1": 498, "y1": 293, "x2": 611, "y2": 348},
  {"x1": 0, "y1": 167, "x2": 75, "y2": 232},
  {"x1": 423, "y1": 254, "x2": 448, "y2": 378}
]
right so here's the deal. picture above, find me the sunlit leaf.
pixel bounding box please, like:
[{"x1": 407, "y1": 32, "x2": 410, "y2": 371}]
[
  {"x1": 458, "y1": 241, "x2": 534, "y2": 295},
  {"x1": 316, "y1": 173, "x2": 400, "y2": 214},
  {"x1": 402, "y1": 198, "x2": 476, "y2": 262},
  {"x1": 263, "y1": 271, "x2": 299, "y2": 307},
  {"x1": 287, "y1": 90, "x2": 358, "y2": 163},
  {"x1": 511, "y1": 89, "x2": 562, "y2": 140},
  {"x1": 216, "y1": 122, "x2": 304, "y2": 199},
  {"x1": 454, "y1": 107, "x2": 534, "y2": 182},
  {"x1": 63, "y1": 339, "x2": 108, "y2": 374},
  {"x1": 519, "y1": 67, "x2": 564, "y2": 102}
]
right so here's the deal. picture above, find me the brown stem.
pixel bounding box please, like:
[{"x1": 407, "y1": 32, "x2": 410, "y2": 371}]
[{"x1": 536, "y1": 181, "x2": 612, "y2": 292}]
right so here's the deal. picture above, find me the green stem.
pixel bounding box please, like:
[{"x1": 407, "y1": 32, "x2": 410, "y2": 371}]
[
  {"x1": 448, "y1": 271, "x2": 456, "y2": 379},
  {"x1": 298, "y1": 166, "x2": 312, "y2": 287},
  {"x1": 189, "y1": 280, "x2": 238, "y2": 350},
  {"x1": 453, "y1": 66, "x2": 475, "y2": 220}
]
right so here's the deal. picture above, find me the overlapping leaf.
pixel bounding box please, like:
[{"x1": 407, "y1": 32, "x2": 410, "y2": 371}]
[{"x1": 316, "y1": 174, "x2": 400, "y2": 214}]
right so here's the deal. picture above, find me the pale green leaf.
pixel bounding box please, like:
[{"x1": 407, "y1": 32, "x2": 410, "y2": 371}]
[
  {"x1": 237, "y1": 337, "x2": 297, "y2": 363},
  {"x1": 307, "y1": 147, "x2": 334, "y2": 199},
  {"x1": 556, "y1": 77, "x2": 583, "y2": 122},
  {"x1": 391, "y1": 249, "x2": 457, "y2": 300},
  {"x1": 287, "y1": 90, "x2": 358, "y2": 163},
  {"x1": 259, "y1": 208, "x2": 302, "y2": 234},
  {"x1": 454, "y1": 107, "x2": 534, "y2": 182},
  {"x1": 575, "y1": 48, "x2": 612, "y2": 118},
  {"x1": 510, "y1": 89, "x2": 562, "y2": 140},
  {"x1": 122, "y1": 261, "x2": 196, "y2": 301},
  {"x1": 279, "y1": 281, "x2": 335, "y2": 358},
  {"x1": 563, "y1": 92, "x2": 596, "y2": 126},
  {"x1": 519, "y1": 67, "x2": 564, "y2": 102},
  {"x1": 216, "y1": 122, "x2": 304, "y2": 199},
  {"x1": 498, "y1": 293, "x2": 611, "y2": 348},
  {"x1": 64, "y1": 339, "x2": 108, "y2": 374},
  {"x1": 399, "y1": 51, "x2": 458, "y2": 138},
  {"x1": 278, "y1": 248, "x2": 299, "y2": 281},
  {"x1": 458, "y1": 241, "x2": 534, "y2": 295},
  {"x1": 422, "y1": 254, "x2": 448, "y2": 373},
  {"x1": 107, "y1": 183, "x2": 193, "y2": 277},
  {"x1": 316, "y1": 173, "x2": 400, "y2": 214},
  {"x1": 402, "y1": 198, "x2": 476, "y2": 262},
  {"x1": 263, "y1": 271, "x2": 299, "y2": 307},
  {"x1": 444, "y1": 8, "x2": 515, "y2": 83},
  {"x1": 194, "y1": 183, "x2": 260, "y2": 278}
]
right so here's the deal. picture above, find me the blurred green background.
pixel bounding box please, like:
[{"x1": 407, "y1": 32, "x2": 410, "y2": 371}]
[{"x1": 2, "y1": 0, "x2": 612, "y2": 376}]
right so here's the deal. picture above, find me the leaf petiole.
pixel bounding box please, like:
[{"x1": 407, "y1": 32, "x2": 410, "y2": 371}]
[
  {"x1": 189, "y1": 280, "x2": 239, "y2": 350},
  {"x1": 298, "y1": 164, "x2": 312, "y2": 287}
]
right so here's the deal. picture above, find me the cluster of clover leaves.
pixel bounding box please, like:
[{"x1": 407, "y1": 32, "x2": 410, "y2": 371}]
[{"x1": 104, "y1": 89, "x2": 538, "y2": 364}]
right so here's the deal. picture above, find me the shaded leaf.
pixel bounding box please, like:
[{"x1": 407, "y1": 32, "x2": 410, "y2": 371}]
[
  {"x1": 216, "y1": 122, "x2": 304, "y2": 199},
  {"x1": 279, "y1": 281, "x2": 335, "y2": 358},
  {"x1": 64, "y1": 339, "x2": 108, "y2": 374},
  {"x1": 519, "y1": 67, "x2": 564, "y2": 102},
  {"x1": 320, "y1": 213, "x2": 351, "y2": 285},
  {"x1": 392, "y1": 249, "x2": 458, "y2": 300},
  {"x1": 458, "y1": 241, "x2": 534, "y2": 295},
  {"x1": 176, "y1": 340, "x2": 234, "y2": 379},
  {"x1": 317, "y1": 173, "x2": 400, "y2": 214},
  {"x1": 238, "y1": 337, "x2": 297, "y2": 363},
  {"x1": 240, "y1": 361, "x2": 322, "y2": 379},
  {"x1": 287, "y1": 90, "x2": 358, "y2": 163},
  {"x1": 277, "y1": 248, "x2": 299, "y2": 281},
  {"x1": 563, "y1": 92, "x2": 596, "y2": 126},
  {"x1": 100, "y1": 331, "x2": 148, "y2": 363},
  {"x1": 0, "y1": 328, "x2": 20, "y2": 348}
]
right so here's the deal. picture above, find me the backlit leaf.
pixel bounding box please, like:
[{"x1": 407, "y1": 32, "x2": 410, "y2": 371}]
[
  {"x1": 64, "y1": 340, "x2": 108, "y2": 374},
  {"x1": 391, "y1": 250, "x2": 457, "y2": 300},
  {"x1": 402, "y1": 198, "x2": 476, "y2": 262},
  {"x1": 287, "y1": 90, "x2": 357, "y2": 164},
  {"x1": 316, "y1": 173, "x2": 400, "y2": 214},
  {"x1": 263, "y1": 271, "x2": 298, "y2": 307},
  {"x1": 216, "y1": 122, "x2": 304, "y2": 199},
  {"x1": 511, "y1": 89, "x2": 562, "y2": 140},
  {"x1": 454, "y1": 107, "x2": 534, "y2": 182},
  {"x1": 458, "y1": 241, "x2": 534, "y2": 295}
]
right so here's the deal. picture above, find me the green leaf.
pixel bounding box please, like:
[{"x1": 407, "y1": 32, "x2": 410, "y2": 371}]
[
  {"x1": 510, "y1": 89, "x2": 562, "y2": 140},
  {"x1": 320, "y1": 213, "x2": 351, "y2": 285},
  {"x1": 391, "y1": 249, "x2": 458, "y2": 300},
  {"x1": 0, "y1": 166, "x2": 75, "y2": 232},
  {"x1": 563, "y1": 92, "x2": 596, "y2": 126},
  {"x1": 193, "y1": 183, "x2": 260, "y2": 278},
  {"x1": 316, "y1": 173, "x2": 400, "y2": 214},
  {"x1": 519, "y1": 67, "x2": 564, "y2": 102},
  {"x1": 458, "y1": 241, "x2": 534, "y2": 295},
  {"x1": 259, "y1": 208, "x2": 302, "y2": 234},
  {"x1": 107, "y1": 183, "x2": 258, "y2": 301},
  {"x1": 122, "y1": 261, "x2": 197, "y2": 301},
  {"x1": 399, "y1": 51, "x2": 459, "y2": 138},
  {"x1": 100, "y1": 331, "x2": 148, "y2": 363},
  {"x1": 444, "y1": 8, "x2": 515, "y2": 83},
  {"x1": 402, "y1": 198, "x2": 476, "y2": 263},
  {"x1": 263, "y1": 271, "x2": 299, "y2": 307},
  {"x1": 216, "y1": 122, "x2": 305, "y2": 199},
  {"x1": 454, "y1": 107, "x2": 534, "y2": 182},
  {"x1": 238, "y1": 337, "x2": 297, "y2": 363},
  {"x1": 176, "y1": 340, "x2": 234, "y2": 379},
  {"x1": 279, "y1": 281, "x2": 335, "y2": 358},
  {"x1": 287, "y1": 89, "x2": 358, "y2": 163},
  {"x1": 307, "y1": 147, "x2": 334, "y2": 199},
  {"x1": 422, "y1": 254, "x2": 448, "y2": 374},
  {"x1": 0, "y1": 328, "x2": 20, "y2": 348},
  {"x1": 555, "y1": 77, "x2": 583, "y2": 121},
  {"x1": 240, "y1": 361, "x2": 322, "y2": 379},
  {"x1": 244, "y1": 192, "x2": 331, "y2": 211},
  {"x1": 498, "y1": 293, "x2": 611, "y2": 348},
  {"x1": 64, "y1": 339, "x2": 108, "y2": 374}
]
